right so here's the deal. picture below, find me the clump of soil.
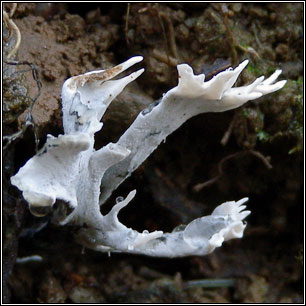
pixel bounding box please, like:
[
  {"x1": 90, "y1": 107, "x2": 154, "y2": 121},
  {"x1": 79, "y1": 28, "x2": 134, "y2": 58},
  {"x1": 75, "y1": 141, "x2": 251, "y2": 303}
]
[{"x1": 3, "y1": 3, "x2": 303, "y2": 303}]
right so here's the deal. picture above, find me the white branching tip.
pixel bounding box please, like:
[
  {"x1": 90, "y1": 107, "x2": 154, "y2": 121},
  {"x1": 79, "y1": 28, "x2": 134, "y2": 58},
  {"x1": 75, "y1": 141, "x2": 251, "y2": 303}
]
[
  {"x1": 102, "y1": 68, "x2": 144, "y2": 104},
  {"x1": 62, "y1": 56, "x2": 145, "y2": 134},
  {"x1": 105, "y1": 190, "x2": 137, "y2": 229},
  {"x1": 208, "y1": 221, "x2": 246, "y2": 248},
  {"x1": 262, "y1": 69, "x2": 282, "y2": 85},
  {"x1": 118, "y1": 56, "x2": 143, "y2": 73},
  {"x1": 132, "y1": 230, "x2": 163, "y2": 249},
  {"x1": 112, "y1": 189, "x2": 137, "y2": 214},
  {"x1": 126, "y1": 68, "x2": 145, "y2": 81},
  {"x1": 212, "y1": 197, "x2": 250, "y2": 221},
  {"x1": 245, "y1": 76, "x2": 265, "y2": 92},
  {"x1": 181, "y1": 198, "x2": 250, "y2": 251},
  {"x1": 72, "y1": 56, "x2": 144, "y2": 87},
  {"x1": 220, "y1": 59, "x2": 249, "y2": 91},
  {"x1": 203, "y1": 59, "x2": 249, "y2": 100},
  {"x1": 209, "y1": 198, "x2": 250, "y2": 246},
  {"x1": 171, "y1": 59, "x2": 250, "y2": 101},
  {"x1": 255, "y1": 79, "x2": 287, "y2": 95},
  {"x1": 219, "y1": 66, "x2": 286, "y2": 111},
  {"x1": 170, "y1": 59, "x2": 286, "y2": 114}
]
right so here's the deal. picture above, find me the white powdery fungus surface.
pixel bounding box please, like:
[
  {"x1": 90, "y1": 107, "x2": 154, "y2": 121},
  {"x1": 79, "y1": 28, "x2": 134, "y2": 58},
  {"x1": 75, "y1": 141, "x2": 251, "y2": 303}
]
[{"x1": 11, "y1": 56, "x2": 286, "y2": 257}]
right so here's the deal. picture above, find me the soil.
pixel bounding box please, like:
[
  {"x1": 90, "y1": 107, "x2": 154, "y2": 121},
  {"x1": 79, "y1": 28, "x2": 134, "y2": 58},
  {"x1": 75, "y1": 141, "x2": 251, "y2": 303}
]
[{"x1": 3, "y1": 3, "x2": 304, "y2": 303}]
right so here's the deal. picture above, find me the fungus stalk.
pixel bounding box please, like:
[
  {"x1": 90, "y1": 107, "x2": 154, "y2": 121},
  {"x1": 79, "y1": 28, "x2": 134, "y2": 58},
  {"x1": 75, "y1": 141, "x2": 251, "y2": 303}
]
[{"x1": 11, "y1": 56, "x2": 286, "y2": 257}]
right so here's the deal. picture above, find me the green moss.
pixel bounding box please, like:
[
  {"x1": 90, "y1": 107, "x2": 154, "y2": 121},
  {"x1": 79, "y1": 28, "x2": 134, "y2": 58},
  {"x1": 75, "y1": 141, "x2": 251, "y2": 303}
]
[
  {"x1": 3, "y1": 74, "x2": 30, "y2": 125},
  {"x1": 241, "y1": 108, "x2": 250, "y2": 117},
  {"x1": 287, "y1": 78, "x2": 303, "y2": 154},
  {"x1": 261, "y1": 77, "x2": 303, "y2": 153},
  {"x1": 257, "y1": 130, "x2": 270, "y2": 142},
  {"x1": 296, "y1": 76, "x2": 303, "y2": 87},
  {"x1": 247, "y1": 63, "x2": 262, "y2": 76},
  {"x1": 267, "y1": 66, "x2": 277, "y2": 75},
  {"x1": 295, "y1": 244, "x2": 303, "y2": 264}
]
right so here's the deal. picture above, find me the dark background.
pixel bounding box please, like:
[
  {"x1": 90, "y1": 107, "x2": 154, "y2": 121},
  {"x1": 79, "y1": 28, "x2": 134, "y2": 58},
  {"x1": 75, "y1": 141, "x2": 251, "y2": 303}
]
[{"x1": 3, "y1": 3, "x2": 303, "y2": 303}]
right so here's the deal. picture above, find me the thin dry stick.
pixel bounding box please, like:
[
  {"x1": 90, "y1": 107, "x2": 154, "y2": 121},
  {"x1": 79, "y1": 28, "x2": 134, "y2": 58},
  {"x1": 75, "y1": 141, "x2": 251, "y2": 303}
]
[
  {"x1": 152, "y1": 49, "x2": 179, "y2": 67},
  {"x1": 184, "y1": 278, "x2": 235, "y2": 289},
  {"x1": 159, "y1": 11, "x2": 179, "y2": 60},
  {"x1": 124, "y1": 3, "x2": 131, "y2": 45},
  {"x1": 249, "y1": 149, "x2": 272, "y2": 169},
  {"x1": 251, "y1": 22, "x2": 262, "y2": 48},
  {"x1": 3, "y1": 10, "x2": 21, "y2": 59},
  {"x1": 236, "y1": 44, "x2": 260, "y2": 59},
  {"x1": 219, "y1": 4, "x2": 238, "y2": 65},
  {"x1": 193, "y1": 150, "x2": 272, "y2": 192},
  {"x1": 9, "y1": 3, "x2": 18, "y2": 17},
  {"x1": 155, "y1": 7, "x2": 171, "y2": 65},
  {"x1": 219, "y1": 4, "x2": 260, "y2": 63},
  {"x1": 220, "y1": 111, "x2": 238, "y2": 146},
  {"x1": 193, "y1": 152, "x2": 239, "y2": 192}
]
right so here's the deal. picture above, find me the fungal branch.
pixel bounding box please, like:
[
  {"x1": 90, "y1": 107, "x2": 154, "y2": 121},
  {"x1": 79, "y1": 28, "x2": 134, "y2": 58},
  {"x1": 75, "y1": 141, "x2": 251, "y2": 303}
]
[{"x1": 11, "y1": 56, "x2": 286, "y2": 257}]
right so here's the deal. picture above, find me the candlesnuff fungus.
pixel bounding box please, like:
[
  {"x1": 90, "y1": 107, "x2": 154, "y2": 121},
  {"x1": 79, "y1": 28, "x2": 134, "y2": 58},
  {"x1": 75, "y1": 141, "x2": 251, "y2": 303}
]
[{"x1": 11, "y1": 56, "x2": 286, "y2": 257}]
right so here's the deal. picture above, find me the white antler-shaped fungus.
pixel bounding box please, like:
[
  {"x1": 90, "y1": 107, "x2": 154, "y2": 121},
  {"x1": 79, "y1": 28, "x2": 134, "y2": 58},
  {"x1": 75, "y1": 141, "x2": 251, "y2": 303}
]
[{"x1": 11, "y1": 56, "x2": 286, "y2": 257}]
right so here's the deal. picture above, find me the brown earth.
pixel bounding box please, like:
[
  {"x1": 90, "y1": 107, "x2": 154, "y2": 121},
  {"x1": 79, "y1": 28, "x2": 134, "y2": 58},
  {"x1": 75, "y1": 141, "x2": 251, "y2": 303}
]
[{"x1": 3, "y1": 3, "x2": 303, "y2": 303}]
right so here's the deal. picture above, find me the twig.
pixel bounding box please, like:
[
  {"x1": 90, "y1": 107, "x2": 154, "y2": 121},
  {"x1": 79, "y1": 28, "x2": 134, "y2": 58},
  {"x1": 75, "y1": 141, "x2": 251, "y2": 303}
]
[
  {"x1": 152, "y1": 49, "x2": 179, "y2": 67},
  {"x1": 218, "y1": 4, "x2": 260, "y2": 64},
  {"x1": 220, "y1": 111, "x2": 238, "y2": 146},
  {"x1": 3, "y1": 10, "x2": 21, "y2": 59},
  {"x1": 137, "y1": 5, "x2": 180, "y2": 66},
  {"x1": 159, "y1": 11, "x2": 179, "y2": 60},
  {"x1": 219, "y1": 4, "x2": 238, "y2": 65},
  {"x1": 16, "y1": 255, "x2": 43, "y2": 264},
  {"x1": 193, "y1": 149, "x2": 272, "y2": 192},
  {"x1": 251, "y1": 22, "x2": 262, "y2": 48},
  {"x1": 124, "y1": 3, "x2": 131, "y2": 45},
  {"x1": 249, "y1": 149, "x2": 272, "y2": 169},
  {"x1": 193, "y1": 152, "x2": 239, "y2": 192},
  {"x1": 7, "y1": 3, "x2": 18, "y2": 17},
  {"x1": 3, "y1": 121, "x2": 33, "y2": 150},
  {"x1": 155, "y1": 6, "x2": 171, "y2": 65},
  {"x1": 184, "y1": 278, "x2": 235, "y2": 289},
  {"x1": 236, "y1": 44, "x2": 260, "y2": 59}
]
